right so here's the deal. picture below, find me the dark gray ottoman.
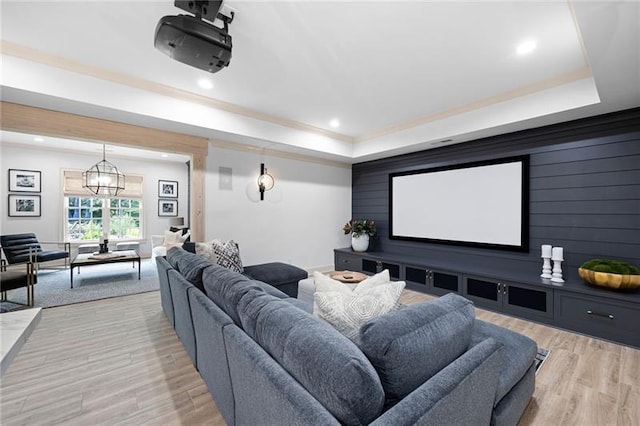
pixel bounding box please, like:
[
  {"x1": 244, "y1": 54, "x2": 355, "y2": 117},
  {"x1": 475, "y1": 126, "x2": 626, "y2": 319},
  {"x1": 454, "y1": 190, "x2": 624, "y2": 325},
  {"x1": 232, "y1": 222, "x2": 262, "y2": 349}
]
[{"x1": 243, "y1": 262, "x2": 308, "y2": 297}]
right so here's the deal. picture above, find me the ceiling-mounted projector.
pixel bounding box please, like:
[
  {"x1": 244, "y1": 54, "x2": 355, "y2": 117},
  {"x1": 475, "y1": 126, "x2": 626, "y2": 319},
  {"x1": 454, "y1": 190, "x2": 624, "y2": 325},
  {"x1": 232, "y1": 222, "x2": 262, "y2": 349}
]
[{"x1": 155, "y1": 1, "x2": 234, "y2": 74}]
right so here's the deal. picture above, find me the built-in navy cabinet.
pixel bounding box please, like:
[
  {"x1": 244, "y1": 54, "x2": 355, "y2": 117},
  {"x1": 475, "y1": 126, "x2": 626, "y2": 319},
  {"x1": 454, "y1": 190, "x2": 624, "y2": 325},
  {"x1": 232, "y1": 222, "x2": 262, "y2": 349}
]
[
  {"x1": 334, "y1": 248, "x2": 640, "y2": 348},
  {"x1": 463, "y1": 275, "x2": 553, "y2": 320}
]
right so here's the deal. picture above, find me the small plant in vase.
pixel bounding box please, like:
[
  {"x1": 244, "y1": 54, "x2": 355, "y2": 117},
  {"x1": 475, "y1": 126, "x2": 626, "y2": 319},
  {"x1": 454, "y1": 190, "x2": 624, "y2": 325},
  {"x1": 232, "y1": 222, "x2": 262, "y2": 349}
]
[{"x1": 343, "y1": 219, "x2": 376, "y2": 252}]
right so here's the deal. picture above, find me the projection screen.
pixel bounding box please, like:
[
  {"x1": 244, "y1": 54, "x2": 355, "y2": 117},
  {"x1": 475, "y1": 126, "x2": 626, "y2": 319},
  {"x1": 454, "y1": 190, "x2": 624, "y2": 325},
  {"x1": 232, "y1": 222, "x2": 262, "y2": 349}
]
[{"x1": 389, "y1": 155, "x2": 529, "y2": 252}]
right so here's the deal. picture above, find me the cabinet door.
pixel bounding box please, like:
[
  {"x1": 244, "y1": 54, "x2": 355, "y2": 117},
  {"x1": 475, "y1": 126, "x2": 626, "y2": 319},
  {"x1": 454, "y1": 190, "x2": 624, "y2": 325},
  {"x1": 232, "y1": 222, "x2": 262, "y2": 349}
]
[
  {"x1": 431, "y1": 269, "x2": 461, "y2": 296},
  {"x1": 503, "y1": 281, "x2": 553, "y2": 319},
  {"x1": 463, "y1": 276, "x2": 502, "y2": 310},
  {"x1": 405, "y1": 266, "x2": 429, "y2": 289},
  {"x1": 362, "y1": 259, "x2": 401, "y2": 279},
  {"x1": 382, "y1": 262, "x2": 401, "y2": 279},
  {"x1": 361, "y1": 259, "x2": 378, "y2": 275}
]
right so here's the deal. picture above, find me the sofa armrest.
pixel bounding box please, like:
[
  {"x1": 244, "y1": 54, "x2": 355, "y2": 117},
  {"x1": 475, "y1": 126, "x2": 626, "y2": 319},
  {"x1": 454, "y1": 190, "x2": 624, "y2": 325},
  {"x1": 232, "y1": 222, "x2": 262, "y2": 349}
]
[{"x1": 370, "y1": 338, "x2": 503, "y2": 426}]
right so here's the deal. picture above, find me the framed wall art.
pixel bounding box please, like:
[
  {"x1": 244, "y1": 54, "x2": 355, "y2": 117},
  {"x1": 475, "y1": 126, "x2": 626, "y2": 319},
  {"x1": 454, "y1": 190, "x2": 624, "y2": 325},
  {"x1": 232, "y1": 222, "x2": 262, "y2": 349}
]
[
  {"x1": 8, "y1": 194, "x2": 41, "y2": 217},
  {"x1": 158, "y1": 199, "x2": 178, "y2": 217},
  {"x1": 9, "y1": 169, "x2": 41, "y2": 193},
  {"x1": 158, "y1": 180, "x2": 178, "y2": 198}
]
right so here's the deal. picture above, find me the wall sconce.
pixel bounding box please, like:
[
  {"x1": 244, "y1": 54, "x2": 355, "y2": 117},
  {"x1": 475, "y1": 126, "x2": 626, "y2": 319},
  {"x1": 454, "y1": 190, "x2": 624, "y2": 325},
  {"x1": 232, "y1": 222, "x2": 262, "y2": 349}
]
[{"x1": 257, "y1": 163, "x2": 274, "y2": 201}]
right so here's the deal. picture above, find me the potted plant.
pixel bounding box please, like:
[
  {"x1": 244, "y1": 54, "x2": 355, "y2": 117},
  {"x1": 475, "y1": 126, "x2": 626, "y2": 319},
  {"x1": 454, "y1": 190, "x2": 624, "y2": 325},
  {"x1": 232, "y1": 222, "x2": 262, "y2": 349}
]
[
  {"x1": 343, "y1": 219, "x2": 376, "y2": 252},
  {"x1": 578, "y1": 259, "x2": 640, "y2": 291}
]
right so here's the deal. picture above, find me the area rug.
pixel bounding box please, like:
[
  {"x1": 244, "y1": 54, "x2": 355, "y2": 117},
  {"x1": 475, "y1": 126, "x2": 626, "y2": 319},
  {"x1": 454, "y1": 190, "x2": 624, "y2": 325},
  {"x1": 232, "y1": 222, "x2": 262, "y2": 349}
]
[
  {"x1": 535, "y1": 347, "x2": 550, "y2": 374},
  {"x1": 1, "y1": 258, "x2": 159, "y2": 311}
]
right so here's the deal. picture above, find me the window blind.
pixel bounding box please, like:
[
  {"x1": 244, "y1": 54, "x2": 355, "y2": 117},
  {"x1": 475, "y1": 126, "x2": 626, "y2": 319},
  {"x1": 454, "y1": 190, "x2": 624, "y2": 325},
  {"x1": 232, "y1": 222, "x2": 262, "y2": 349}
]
[{"x1": 63, "y1": 170, "x2": 143, "y2": 198}]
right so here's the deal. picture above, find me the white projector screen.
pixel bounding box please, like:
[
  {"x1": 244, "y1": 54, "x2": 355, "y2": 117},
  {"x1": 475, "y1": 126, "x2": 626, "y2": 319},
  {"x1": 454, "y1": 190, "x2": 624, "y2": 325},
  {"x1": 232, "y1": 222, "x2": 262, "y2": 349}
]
[{"x1": 389, "y1": 156, "x2": 529, "y2": 252}]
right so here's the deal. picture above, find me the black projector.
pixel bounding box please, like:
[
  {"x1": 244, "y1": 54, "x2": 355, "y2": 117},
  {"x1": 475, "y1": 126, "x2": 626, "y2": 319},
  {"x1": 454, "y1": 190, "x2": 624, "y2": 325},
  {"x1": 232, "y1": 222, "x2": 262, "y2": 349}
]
[{"x1": 155, "y1": 14, "x2": 232, "y2": 73}]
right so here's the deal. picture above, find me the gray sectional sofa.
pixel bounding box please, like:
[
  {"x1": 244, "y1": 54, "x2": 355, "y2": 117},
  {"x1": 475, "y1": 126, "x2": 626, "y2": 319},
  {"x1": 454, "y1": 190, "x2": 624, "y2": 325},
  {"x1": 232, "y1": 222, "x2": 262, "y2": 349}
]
[{"x1": 157, "y1": 247, "x2": 537, "y2": 425}]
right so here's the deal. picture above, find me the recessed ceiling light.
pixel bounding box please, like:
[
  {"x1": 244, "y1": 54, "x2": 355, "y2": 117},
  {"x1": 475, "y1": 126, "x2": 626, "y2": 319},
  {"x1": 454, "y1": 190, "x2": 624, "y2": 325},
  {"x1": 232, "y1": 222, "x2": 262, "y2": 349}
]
[
  {"x1": 33, "y1": 137, "x2": 45, "y2": 142},
  {"x1": 161, "y1": 153, "x2": 169, "y2": 158},
  {"x1": 329, "y1": 119, "x2": 340, "y2": 128},
  {"x1": 516, "y1": 40, "x2": 537, "y2": 56},
  {"x1": 198, "y1": 78, "x2": 214, "y2": 90}
]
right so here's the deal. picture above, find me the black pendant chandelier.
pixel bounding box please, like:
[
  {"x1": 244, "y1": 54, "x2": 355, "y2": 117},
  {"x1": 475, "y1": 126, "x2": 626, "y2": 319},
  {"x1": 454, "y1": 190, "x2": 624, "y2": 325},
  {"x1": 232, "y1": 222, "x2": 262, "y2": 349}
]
[{"x1": 82, "y1": 144, "x2": 125, "y2": 197}]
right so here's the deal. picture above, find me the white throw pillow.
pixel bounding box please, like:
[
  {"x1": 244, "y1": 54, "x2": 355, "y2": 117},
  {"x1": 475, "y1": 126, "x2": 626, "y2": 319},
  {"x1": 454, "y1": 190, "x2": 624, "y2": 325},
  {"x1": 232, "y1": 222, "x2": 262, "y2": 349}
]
[
  {"x1": 314, "y1": 280, "x2": 405, "y2": 344},
  {"x1": 314, "y1": 269, "x2": 391, "y2": 294},
  {"x1": 313, "y1": 269, "x2": 392, "y2": 314},
  {"x1": 179, "y1": 231, "x2": 191, "y2": 243},
  {"x1": 163, "y1": 229, "x2": 183, "y2": 246},
  {"x1": 195, "y1": 241, "x2": 218, "y2": 263}
]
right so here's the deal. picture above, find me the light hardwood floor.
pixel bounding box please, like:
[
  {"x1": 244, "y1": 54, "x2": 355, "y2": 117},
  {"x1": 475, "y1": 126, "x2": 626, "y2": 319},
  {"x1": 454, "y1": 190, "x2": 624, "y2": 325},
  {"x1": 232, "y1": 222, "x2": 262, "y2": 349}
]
[{"x1": 1, "y1": 290, "x2": 638, "y2": 425}]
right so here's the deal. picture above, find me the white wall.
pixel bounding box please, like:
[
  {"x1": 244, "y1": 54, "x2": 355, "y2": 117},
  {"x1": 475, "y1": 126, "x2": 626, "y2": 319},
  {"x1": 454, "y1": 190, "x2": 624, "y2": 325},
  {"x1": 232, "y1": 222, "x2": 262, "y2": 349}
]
[
  {"x1": 206, "y1": 145, "x2": 352, "y2": 270},
  {"x1": 0, "y1": 143, "x2": 189, "y2": 256}
]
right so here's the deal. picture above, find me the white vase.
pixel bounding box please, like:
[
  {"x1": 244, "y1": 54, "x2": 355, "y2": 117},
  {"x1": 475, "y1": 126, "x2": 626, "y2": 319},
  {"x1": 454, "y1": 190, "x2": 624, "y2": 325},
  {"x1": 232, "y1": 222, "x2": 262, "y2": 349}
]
[{"x1": 351, "y1": 234, "x2": 370, "y2": 252}]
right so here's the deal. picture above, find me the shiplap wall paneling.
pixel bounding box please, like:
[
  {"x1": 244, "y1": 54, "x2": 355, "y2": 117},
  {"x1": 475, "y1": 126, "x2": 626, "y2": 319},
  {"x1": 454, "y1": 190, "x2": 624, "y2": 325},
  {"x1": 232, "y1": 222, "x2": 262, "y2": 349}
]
[{"x1": 351, "y1": 108, "x2": 640, "y2": 282}]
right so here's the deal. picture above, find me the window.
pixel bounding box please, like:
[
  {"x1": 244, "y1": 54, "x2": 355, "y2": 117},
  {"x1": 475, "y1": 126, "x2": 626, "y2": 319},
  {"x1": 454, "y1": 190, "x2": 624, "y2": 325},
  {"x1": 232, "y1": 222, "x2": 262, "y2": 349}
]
[
  {"x1": 110, "y1": 198, "x2": 141, "y2": 239},
  {"x1": 63, "y1": 170, "x2": 144, "y2": 242},
  {"x1": 65, "y1": 196, "x2": 142, "y2": 241},
  {"x1": 67, "y1": 197, "x2": 103, "y2": 240}
]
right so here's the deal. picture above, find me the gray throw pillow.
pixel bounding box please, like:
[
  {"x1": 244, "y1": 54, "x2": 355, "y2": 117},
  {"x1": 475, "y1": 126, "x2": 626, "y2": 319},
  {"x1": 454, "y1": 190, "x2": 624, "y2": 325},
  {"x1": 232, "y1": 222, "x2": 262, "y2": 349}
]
[{"x1": 359, "y1": 293, "x2": 476, "y2": 408}]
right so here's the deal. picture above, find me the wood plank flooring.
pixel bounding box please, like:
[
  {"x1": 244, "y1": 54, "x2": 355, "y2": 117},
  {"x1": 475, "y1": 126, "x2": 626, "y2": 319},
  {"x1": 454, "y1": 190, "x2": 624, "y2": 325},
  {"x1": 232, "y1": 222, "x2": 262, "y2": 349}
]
[{"x1": 1, "y1": 289, "x2": 638, "y2": 425}]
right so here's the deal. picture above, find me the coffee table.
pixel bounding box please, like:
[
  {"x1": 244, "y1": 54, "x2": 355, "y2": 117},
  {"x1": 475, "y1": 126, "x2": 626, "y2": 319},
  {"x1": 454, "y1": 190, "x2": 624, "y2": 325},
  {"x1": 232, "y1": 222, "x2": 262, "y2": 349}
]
[{"x1": 70, "y1": 250, "x2": 141, "y2": 288}]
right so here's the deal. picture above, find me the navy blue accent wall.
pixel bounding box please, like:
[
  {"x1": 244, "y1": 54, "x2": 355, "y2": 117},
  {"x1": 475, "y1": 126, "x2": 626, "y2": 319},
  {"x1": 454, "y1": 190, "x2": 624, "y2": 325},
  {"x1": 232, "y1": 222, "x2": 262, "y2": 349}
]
[{"x1": 352, "y1": 108, "x2": 640, "y2": 281}]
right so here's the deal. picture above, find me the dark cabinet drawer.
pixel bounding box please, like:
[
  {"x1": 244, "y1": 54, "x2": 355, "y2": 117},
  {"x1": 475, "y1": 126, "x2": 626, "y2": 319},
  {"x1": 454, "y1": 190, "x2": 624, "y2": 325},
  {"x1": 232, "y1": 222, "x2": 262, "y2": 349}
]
[
  {"x1": 555, "y1": 292, "x2": 640, "y2": 347},
  {"x1": 334, "y1": 252, "x2": 360, "y2": 271}
]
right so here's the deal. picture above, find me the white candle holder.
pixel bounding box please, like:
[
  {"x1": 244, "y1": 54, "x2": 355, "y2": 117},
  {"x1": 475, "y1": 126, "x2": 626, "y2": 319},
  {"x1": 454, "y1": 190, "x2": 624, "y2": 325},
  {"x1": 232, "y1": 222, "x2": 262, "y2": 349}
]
[
  {"x1": 540, "y1": 256, "x2": 552, "y2": 279},
  {"x1": 551, "y1": 258, "x2": 564, "y2": 283}
]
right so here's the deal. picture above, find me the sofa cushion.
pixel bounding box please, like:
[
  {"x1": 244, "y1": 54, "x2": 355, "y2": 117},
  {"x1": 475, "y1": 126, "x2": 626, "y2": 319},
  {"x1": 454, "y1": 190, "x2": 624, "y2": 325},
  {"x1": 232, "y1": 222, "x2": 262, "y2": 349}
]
[
  {"x1": 166, "y1": 246, "x2": 189, "y2": 270},
  {"x1": 174, "y1": 251, "x2": 214, "y2": 292},
  {"x1": 237, "y1": 291, "x2": 385, "y2": 426},
  {"x1": 359, "y1": 293, "x2": 475, "y2": 408},
  {"x1": 202, "y1": 264, "x2": 263, "y2": 325},
  {"x1": 469, "y1": 319, "x2": 537, "y2": 404}
]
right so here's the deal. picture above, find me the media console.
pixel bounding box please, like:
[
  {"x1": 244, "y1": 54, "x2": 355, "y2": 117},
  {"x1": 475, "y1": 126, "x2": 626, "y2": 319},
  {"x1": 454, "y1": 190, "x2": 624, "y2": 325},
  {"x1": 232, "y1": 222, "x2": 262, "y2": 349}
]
[{"x1": 335, "y1": 248, "x2": 640, "y2": 348}]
